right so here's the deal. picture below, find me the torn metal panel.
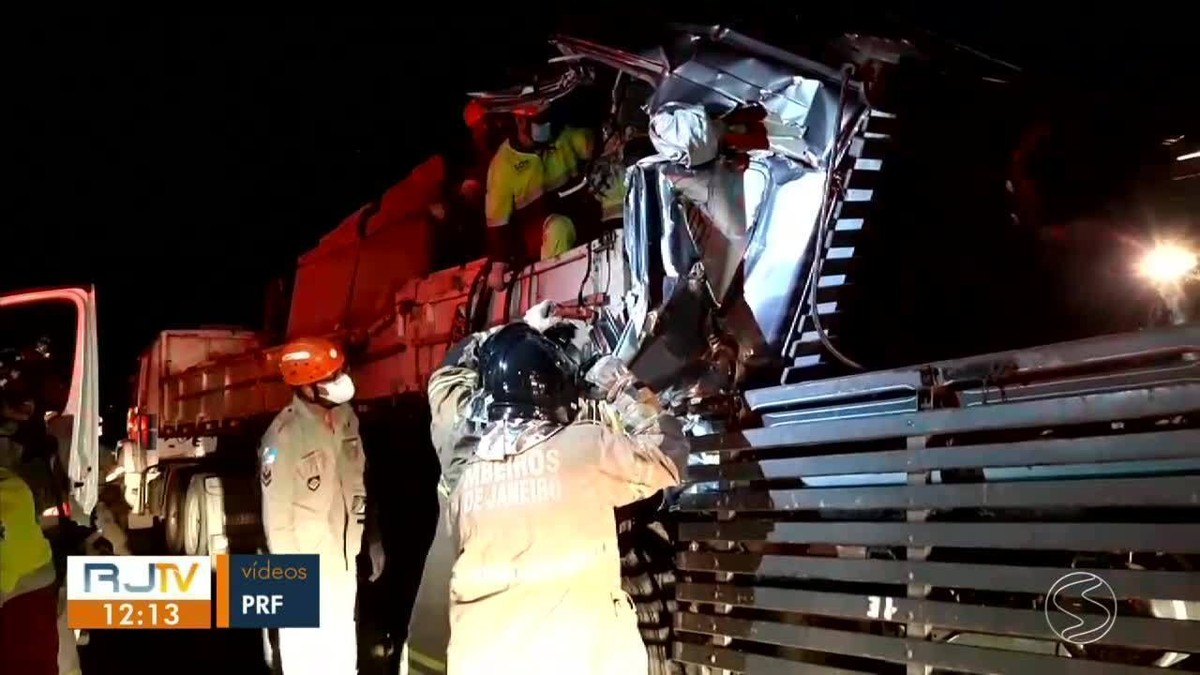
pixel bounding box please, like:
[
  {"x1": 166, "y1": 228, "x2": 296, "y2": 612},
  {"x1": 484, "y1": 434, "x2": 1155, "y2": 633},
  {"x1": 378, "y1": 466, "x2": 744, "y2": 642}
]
[
  {"x1": 643, "y1": 104, "x2": 721, "y2": 167},
  {"x1": 606, "y1": 28, "x2": 864, "y2": 393},
  {"x1": 551, "y1": 34, "x2": 669, "y2": 86},
  {"x1": 624, "y1": 267, "x2": 713, "y2": 393},
  {"x1": 619, "y1": 157, "x2": 828, "y2": 392},
  {"x1": 472, "y1": 26, "x2": 867, "y2": 398},
  {"x1": 650, "y1": 34, "x2": 863, "y2": 163},
  {"x1": 614, "y1": 164, "x2": 691, "y2": 368},
  {"x1": 661, "y1": 161, "x2": 748, "y2": 304},
  {"x1": 555, "y1": 26, "x2": 865, "y2": 163},
  {"x1": 466, "y1": 62, "x2": 594, "y2": 113},
  {"x1": 676, "y1": 24, "x2": 849, "y2": 84},
  {"x1": 738, "y1": 157, "x2": 824, "y2": 351}
]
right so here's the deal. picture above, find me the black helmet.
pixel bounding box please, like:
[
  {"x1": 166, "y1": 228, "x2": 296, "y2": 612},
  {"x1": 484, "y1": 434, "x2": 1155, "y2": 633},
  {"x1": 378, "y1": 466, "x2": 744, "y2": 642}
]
[{"x1": 478, "y1": 323, "x2": 579, "y2": 423}]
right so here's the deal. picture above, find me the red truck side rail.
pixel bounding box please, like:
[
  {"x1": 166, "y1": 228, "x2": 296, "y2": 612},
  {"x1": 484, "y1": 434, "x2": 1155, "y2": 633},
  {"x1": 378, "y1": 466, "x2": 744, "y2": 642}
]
[{"x1": 141, "y1": 233, "x2": 627, "y2": 438}]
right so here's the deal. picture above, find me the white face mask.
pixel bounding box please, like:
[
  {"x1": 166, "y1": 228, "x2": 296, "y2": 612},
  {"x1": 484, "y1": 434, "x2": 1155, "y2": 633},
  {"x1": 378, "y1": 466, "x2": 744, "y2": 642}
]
[
  {"x1": 316, "y1": 373, "x2": 356, "y2": 405},
  {"x1": 530, "y1": 122, "x2": 552, "y2": 143}
]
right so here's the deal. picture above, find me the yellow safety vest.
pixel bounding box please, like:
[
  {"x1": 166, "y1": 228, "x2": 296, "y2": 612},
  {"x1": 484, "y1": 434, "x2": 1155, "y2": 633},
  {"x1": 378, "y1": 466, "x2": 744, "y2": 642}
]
[
  {"x1": 485, "y1": 126, "x2": 594, "y2": 229},
  {"x1": 0, "y1": 468, "x2": 54, "y2": 595}
]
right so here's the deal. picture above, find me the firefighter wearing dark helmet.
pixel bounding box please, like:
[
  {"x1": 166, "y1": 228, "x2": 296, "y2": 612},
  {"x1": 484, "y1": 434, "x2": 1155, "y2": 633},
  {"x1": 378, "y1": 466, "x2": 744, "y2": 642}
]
[{"x1": 426, "y1": 301, "x2": 687, "y2": 675}]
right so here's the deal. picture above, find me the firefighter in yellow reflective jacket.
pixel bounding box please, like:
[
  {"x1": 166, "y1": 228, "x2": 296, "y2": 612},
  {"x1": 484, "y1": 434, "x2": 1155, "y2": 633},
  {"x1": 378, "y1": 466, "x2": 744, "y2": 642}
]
[
  {"x1": 0, "y1": 468, "x2": 59, "y2": 675},
  {"x1": 484, "y1": 103, "x2": 595, "y2": 288},
  {"x1": 259, "y1": 337, "x2": 384, "y2": 675},
  {"x1": 427, "y1": 313, "x2": 687, "y2": 675}
]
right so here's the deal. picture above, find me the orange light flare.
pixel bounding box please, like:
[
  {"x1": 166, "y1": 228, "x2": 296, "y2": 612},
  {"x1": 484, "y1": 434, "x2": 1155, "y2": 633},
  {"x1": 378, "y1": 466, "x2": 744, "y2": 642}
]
[{"x1": 1135, "y1": 240, "x2": 1199, "y2": 286}]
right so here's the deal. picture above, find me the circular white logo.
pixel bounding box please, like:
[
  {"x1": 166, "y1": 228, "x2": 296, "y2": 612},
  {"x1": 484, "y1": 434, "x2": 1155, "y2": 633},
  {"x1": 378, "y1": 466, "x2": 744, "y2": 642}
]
[{"x1": 1044, "y1": 571, "x2": 1118, "y2": 645}]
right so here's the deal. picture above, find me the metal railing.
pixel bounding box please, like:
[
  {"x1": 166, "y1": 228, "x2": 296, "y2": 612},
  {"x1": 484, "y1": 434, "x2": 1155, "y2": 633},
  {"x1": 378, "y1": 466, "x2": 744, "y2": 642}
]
[{"x1": 673, "y1": 326, "x2": 1200, "y2": 673}]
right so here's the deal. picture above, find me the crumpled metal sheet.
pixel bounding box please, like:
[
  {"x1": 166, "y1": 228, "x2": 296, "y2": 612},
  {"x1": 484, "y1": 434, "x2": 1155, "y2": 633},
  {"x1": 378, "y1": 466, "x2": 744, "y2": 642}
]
[
  {"x1": 736, "y1": 155, "x2": 826, "y2": 352},
  {"x1": 625, "y1": 267, "x2": 713, "y2": 393},
  {"x1": 612, "y1": 165, "x2": 687, "y2": 366},
  {"x1": 649, "y1": 48, "x2": 849, "y2": 164},
  {"x1": 534, "y1": 27, "x2": 860, "y2": 391},
  {"x1": 660, "y1": 161, "x2": 749, "y2": 305},
  {"x1": 644, "y1": 103, "x2": 721, "y2": 167},
  {"x1": 555, "y1": 26, "x2": 863, "y2": 165},
  {"x1": 620, "y1": 166, "x2": 699, "y2": 299},
  {"x1": 619, "y1": 151, "x2": 829, "y2": 388},
  {"x1": 617, "y1": 158, "x2": 754, "y2": 392}
]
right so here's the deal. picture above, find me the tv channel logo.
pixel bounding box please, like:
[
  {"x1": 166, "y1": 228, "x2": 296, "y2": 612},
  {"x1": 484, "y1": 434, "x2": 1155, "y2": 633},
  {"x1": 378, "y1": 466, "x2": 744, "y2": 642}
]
[
  {"x1": 215, "y1": 554, "x2": 320, "y2": 628},
  {"x1": 1044, "y1": 571, "x2": 1118, "y2": 645},
  {"x1": 66, "y1": 556, "x2": 213, "y2": 629}
]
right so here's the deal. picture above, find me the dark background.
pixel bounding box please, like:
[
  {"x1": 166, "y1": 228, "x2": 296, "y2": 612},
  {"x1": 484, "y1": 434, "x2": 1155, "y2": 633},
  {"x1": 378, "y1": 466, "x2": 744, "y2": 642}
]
[{"x1": 3, "y1": 8, "x2": 1195, "y2": 418}]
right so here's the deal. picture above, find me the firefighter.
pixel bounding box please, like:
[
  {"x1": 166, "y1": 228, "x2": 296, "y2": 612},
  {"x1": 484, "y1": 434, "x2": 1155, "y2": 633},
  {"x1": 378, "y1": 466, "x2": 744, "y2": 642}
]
[
  {"x1": 0, "y1": 467, "x2": 60, "y2": 675},
  {"x1": 258, "y1": 337, "x2": 385, "y2": 675},
  {"x1": 484, "y1": 103, "x2": 596, "y2": 289},
  {"x1": 426, "y1": 313, "x2": 687, "y2": 675}
]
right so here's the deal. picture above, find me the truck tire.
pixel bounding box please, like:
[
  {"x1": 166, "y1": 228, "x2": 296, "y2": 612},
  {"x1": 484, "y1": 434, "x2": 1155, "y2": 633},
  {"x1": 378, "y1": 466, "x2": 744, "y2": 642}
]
[
  {"x1": 162, "y1": 466, "x2": 195, "y2": 554},
  {"x1": 182, "y1": 474, "x2": 210, "y2": 556},
  {"x1": 218, "y1": 472, "x2": 263, "y2": 553}
]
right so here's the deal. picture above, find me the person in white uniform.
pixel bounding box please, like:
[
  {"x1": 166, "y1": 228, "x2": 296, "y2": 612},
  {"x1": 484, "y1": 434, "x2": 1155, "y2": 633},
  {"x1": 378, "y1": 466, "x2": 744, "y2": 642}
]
[{"x1": 259, "y1": 336, "x2": 386, "y2": 674}]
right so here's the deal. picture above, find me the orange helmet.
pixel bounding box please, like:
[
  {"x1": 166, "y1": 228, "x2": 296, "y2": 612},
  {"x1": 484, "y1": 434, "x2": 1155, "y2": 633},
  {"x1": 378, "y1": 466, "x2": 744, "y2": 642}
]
[
  {"x1": 278, "y1": 337, "x2": 345, "y2": 386},
  {"x1": 463, "y1": 99, "x2": 487, "y2": 129}
]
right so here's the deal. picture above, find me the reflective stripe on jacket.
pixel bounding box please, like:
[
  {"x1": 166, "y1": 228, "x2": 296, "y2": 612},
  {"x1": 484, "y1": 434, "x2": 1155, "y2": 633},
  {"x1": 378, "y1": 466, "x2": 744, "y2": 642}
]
[
  {"x1": 445, "y1": 410, "x2": 686, "y2": 674},
  {"x1": 485, "y1": 127, "x2": 595, "y2": 229}
]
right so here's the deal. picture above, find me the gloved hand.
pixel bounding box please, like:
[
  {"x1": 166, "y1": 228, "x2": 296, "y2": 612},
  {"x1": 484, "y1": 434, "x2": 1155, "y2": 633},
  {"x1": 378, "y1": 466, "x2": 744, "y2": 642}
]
[
  {"x1": 91, "y1": 502, "x2": 131, "y2": 555},
  {"x1": 486, "y1": 261, "x2": 509, "y2": 292},
  {"x1": 368, "y1": 540, "x2": 386, "y2": 582},
  {"x1": 544, "y1": 319, "x2": 594, "y2": 366},
  {"x1": 522, "y1": 299, "x2": 563, "y2": 333},
  {"x1": 584, "y1": 355, "x2": 637, "y2": 402}
]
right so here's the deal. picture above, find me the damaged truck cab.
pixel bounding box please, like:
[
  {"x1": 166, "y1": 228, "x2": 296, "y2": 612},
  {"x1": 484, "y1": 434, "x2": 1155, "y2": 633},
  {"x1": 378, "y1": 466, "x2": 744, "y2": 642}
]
[{"x1": 435, "y1": 26, "x2": 1200, "y2": 674}]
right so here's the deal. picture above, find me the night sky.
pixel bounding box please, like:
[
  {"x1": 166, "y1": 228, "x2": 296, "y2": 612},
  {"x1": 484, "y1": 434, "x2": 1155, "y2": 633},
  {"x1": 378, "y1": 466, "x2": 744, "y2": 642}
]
[
  {"x1": 4, "y1": 10, "x2": 1195, "y2": 416},
  {"x1": 5, "y1": 14, "x2": 545, "y2": 414}
]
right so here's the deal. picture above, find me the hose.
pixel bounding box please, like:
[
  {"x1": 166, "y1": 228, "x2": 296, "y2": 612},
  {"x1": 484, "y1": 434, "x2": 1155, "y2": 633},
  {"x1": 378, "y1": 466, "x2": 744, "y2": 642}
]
[
  {"x1": 338, "y1": 201, "x2": 383, "y2": 333},
  {"x1": 465, "y1": 259, "x2": 492, "y2": 335},
  {"x1": 576, "y1": 235, "x2": 594, "y2": 308},
  {"x1": 806, "y1": 64, "x2": 865, "y2": 371}
]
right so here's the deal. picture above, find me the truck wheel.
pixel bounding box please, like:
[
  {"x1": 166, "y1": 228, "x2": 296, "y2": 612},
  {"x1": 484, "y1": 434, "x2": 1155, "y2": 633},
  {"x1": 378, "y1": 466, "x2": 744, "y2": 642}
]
[
  {"x1": 218, "y1": 473, "x2": 262, "y2": 553},
  {"x1": 162, "y1": 466, "x2": 195, "y2": 554},
  {"x1": 182, "y1": 474, "x2": 210, "y2": 556}
]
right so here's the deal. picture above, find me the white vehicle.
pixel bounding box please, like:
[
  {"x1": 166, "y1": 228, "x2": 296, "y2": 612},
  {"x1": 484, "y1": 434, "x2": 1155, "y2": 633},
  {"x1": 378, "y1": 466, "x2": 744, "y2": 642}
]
[{"x1": 0, "y1": 286, "x2": 100, "y2": 526}]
